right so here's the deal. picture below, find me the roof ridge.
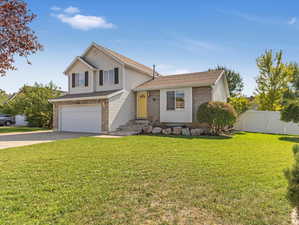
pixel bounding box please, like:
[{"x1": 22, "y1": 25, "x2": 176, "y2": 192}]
[
  {"x1": 134, "y1": 70, "x2": 223, "y2": 91},
  {"x1": 161, "y1": 70, "x2": 223, "y2": 77},
  {"x1": 93, "y1": 43, "x2": 155, "y2": 76}
]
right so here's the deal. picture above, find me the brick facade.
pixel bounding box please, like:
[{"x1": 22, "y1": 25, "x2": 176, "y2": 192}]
[{"x1": 52, "y1": 99, "x2": 109, "y2": 132}]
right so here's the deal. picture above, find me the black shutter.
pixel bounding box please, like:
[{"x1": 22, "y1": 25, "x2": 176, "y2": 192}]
[
  {"x1": 72, "y1": 73, "x2": 75, "y2": 88},
  {"x1": 114, "y1": 67, "x2": 119, "y2": 84},
  {"x1": 99, "y1": 70, "x2": 103, "y2": 85},
  {"x1": 85, "y1": 71, "x2": 89, "y2": 87}
]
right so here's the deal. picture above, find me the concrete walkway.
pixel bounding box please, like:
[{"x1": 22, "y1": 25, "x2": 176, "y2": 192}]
[{"x1": 0, "y1": 131, "x2": 94, "y2": 149}]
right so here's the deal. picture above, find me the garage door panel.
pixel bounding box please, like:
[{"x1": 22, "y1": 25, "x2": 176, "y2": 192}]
[{"x1": 59, "y1": 105, "x2": 101, "y2": 133}]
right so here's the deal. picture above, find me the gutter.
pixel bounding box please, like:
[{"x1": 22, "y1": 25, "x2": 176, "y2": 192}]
[
  {"x1": 133, "y1": 83, "x2": 213, "y2": 92},
  {"x1": 49, "y1": 90, "x2": 124, "y2": 103}
]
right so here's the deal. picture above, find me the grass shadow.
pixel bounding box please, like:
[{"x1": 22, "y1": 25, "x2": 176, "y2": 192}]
[{"x1": 279, "y1": 136, "x2": 299, "y2": 143}]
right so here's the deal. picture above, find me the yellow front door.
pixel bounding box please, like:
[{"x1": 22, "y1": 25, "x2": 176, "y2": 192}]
[{"x1": 137, "y1": 91, "x2": 148, "y2": 119}]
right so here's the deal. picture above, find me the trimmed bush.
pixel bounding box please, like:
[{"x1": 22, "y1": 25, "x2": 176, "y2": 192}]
[
  {"x1": 284, "y1": 144, "x2": 299, "y2": 219},
  {"x1": 197, "y1": 101, "x2": 237, "y2": 135}
]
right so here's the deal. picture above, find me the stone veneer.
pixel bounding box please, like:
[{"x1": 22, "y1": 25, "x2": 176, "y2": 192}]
[
  {"x1": 52, "y1": 99, "x2": 109, "y2": 132},
  {"x1": 147, "y1": 90, "x2": 160, "y2": 122},
  {"x1": 192, "y1": 87, "x2": 212, "y2": 122}
]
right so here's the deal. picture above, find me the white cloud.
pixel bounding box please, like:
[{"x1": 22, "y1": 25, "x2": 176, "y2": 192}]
[
  {"x1": 56, "y1": 14, "x2": 115, "y2": 31},
  {"x1": 64, "y1": 6, "x2": 80, "y2": 14},
  {"x1": 50, "y1": 6, "x2": 61, "y2": 11},
  {"x1": 288, "y1": 17, "x2": 297, "y2": 25}
]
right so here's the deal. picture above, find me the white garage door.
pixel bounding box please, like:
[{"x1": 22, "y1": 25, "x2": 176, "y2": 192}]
[{"x1": 59, "y1": 105, "x2": 101, "y2": 133}]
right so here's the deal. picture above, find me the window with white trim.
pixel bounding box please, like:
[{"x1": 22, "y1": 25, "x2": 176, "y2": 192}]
[
  {"x1": 166, "y1": 90, "x2": 185, "y2": 110},
  {"x1": 72, "y1": 72, "x2": 88, "y2": 88},
  {"x1": 103, "y1": 70, "x2": 114, "y2": 85}
]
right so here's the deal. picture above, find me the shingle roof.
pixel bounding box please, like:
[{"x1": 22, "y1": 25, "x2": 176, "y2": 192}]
[
  {"x1": 93, "y1": 43, "x2": 156, "y2": 76},
  {"x1": 79, "y1": 56, "x2": 97, "y2": 69},
  {"x1": 50, "y1": 90, "x2": 121, "y2": 101},
  {"x1": 134, "y1": 70, "x2": 224, "y2": 91}
]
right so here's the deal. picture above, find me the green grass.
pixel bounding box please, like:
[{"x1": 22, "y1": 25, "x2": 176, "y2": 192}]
[
  {"x1": 0, "y1": 132, "x2": 296, "y2": 225},
  {"x1": 0, "y1": 126, "x2": 48, "y2": 133}
]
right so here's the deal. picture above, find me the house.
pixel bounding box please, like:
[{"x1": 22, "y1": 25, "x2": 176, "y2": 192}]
[{"x1": 49, "y1": 42, "x2": 229, "y2": 133}]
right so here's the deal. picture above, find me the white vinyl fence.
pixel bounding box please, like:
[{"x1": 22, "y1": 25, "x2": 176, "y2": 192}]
[{"x1": 234, "y1": 110, "x2": 299, "y2": 135}]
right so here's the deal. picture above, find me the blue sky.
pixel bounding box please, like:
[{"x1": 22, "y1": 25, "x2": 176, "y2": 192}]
[{"x1": 1, "y1": 0, "x2": 299, "y2": 96}]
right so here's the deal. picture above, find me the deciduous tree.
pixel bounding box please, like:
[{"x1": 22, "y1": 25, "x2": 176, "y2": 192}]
[
  {"x1": 0, "y1": 0, "x2": 42, "y2": 76},
  {"x1": 209, "y1": 66, "x2": 244, "y2": 97},
  {"x1": 255, "y1": 50, "x2": 295, "y2": 111},
  {"x1": 3, "y1": 83, "x2": 61, "y2": 127}
]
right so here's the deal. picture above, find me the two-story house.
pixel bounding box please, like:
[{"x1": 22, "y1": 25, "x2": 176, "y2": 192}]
[{"x1": 49, "y1": 42, "x2": 229, "y2": 133}]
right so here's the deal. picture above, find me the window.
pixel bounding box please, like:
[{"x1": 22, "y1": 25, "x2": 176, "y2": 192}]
[
  {"x1": 166, "y1": 91, "x2": 175, "y2": 110},
  {"x1": 166, "y1": 90, "x2": 185, "y2": 110},
  {"x1": 175, "y1": 91, "x2": 185, "y2": 109},
  {"x1": 99, "y1": 68, "x2": 119, "y2": 86},
  {"x1": 72, "y1": 72, "x2": 88, "y2": 88}
]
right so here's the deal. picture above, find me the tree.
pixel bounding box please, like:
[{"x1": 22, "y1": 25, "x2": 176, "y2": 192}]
[
  {"x1": 0, "y1": 89, "x2": 8, "y2": 105},
  {"x1": 284, "y1": 144, "x2": 299, "y2": 221},
  {"x1": 229, "y1": 96, "x2": 250, "y2": 115},
  {"x1": 280, "y1": 63, "x2": 299, "y2": 123},
  {"x1": 255, "y1": 50, "x2": 295, "y2": 111},
  {"x1": 0, "y1": 0, "x2": 42, "y2": 76},
  {"x1": 197, "y1": 101, "x2": 237, "y2": 135},
  {"x1": 3, "y1": 83, "x2": 61, "y2": 127},
  {"x1": 209, "y1": 66, "x2": 244, "y2": 97},
  {"x1": 0, "y1": 89, "x2": 9, "y2": 113}
]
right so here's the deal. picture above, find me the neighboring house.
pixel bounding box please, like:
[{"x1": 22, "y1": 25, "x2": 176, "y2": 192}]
[{"x1": 49, "y1": 42, "x2": 229, "y2": 133}]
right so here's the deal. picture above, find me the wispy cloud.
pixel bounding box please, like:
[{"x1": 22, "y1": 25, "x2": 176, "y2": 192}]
[
  {"x1": 50, "y1": 6, "x2": 61, "y2": 11},
  {"x1": 172, "y1": 38, "x2": 225, "y2": 53},
  {"x1": 218, "y1": 9, "x2": 284, "y2": 25},
  {"x1": 52, "y1": 6, "x2": 116, "y2": 31},
  {"x1": 218, "y1": 9, "x2": 297, "y2": 26},
  {"x1": 64, "y1": 6, "x2": 80, "y2": 14},
  {"x1": 288, "y1": 17, "x2": 297, "y2": 25},
  {"x1": 156, "y1": 64, "x2": 191, "y2": 75}
]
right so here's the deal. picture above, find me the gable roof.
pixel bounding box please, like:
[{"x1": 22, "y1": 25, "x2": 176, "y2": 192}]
[
  {"x1": 82, "y1": 42, "x2": 156, "y2": 77},
  {"x1": 134, "y1": 70, "x2": 224, "y2": 91},
  {"x1": 64, "y1": 56, "x2": 97, "y2": 74}
]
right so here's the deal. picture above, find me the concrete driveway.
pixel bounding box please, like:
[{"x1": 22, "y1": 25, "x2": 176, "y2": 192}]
[{"x1": 0, "y1": 131, "x2": 94, "y2": 149}]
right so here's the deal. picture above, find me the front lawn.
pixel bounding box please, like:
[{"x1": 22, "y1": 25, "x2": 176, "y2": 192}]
[
  {"x1": 0, "y1": 126, "x2": 48, "y2": 133},
  {"x1": 0, "y1": 133, "x2": 296, "y2": 224}
]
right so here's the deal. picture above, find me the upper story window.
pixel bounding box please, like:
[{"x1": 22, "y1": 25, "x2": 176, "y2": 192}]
[
  {"x1": 72, "y1": 71, "x2": 89, "y2": 88},
  {"x1": 166, "y1": 90, "x2": 185, "y2": 110},
  {"x1": 99, "y1": 68, "x2": 119, "y2": 86}
]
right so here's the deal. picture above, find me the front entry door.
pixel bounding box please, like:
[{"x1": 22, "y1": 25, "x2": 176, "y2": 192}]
[{"x1": 137, "y1": 91, "x2": 148, "y2": 119}]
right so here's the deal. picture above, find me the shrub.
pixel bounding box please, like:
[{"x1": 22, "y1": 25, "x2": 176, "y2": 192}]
[
  {"x1": 197, "y1": 101, "x2": 237, "y2": 135},
  {"x1": 229, "y1": 96, "x2": 250, "y2": 115},
  {"x1": 284, "y1": 144, "x2": 299, "y2": 217},
  {"x1": 281, "y1": 101, "x2": 299, "y2": 124}
]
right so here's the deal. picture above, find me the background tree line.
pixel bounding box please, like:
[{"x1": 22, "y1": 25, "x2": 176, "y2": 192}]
[{"x1": 0, "y1": 83, "x2": 62, "y2": 128}]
